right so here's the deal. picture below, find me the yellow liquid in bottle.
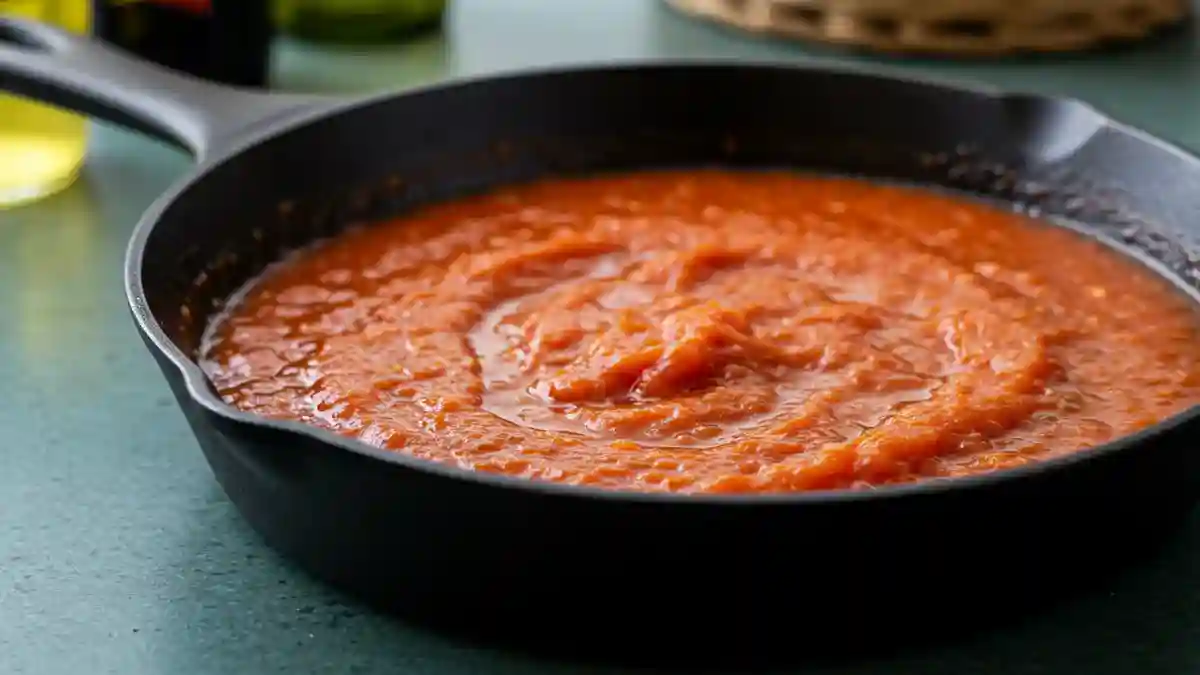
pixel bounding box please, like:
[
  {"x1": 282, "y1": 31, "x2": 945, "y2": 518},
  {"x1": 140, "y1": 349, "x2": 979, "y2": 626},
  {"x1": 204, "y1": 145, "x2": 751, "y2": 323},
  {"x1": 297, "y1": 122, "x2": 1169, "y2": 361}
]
[{"x1": 0, "y1": 0, "x2": 90, "y2": 208}]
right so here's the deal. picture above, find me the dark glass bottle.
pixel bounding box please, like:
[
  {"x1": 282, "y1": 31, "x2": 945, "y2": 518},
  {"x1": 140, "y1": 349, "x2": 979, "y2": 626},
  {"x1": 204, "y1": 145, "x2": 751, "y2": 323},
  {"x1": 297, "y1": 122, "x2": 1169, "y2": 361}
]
[{"x1": 93, "y1": 0, "x2": 273, "y2": 88}]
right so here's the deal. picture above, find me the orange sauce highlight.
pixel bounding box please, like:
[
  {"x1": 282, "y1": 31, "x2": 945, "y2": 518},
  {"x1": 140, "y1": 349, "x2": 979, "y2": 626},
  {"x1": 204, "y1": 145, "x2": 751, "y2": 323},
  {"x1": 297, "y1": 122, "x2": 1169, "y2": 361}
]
[{"x1": 201, "y1": 172, "x2": 1200, "y2": 493}]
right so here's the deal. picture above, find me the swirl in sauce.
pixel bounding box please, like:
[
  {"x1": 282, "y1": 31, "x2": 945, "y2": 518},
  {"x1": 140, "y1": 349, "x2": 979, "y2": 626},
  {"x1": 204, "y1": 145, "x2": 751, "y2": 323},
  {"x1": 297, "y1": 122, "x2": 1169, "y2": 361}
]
[{"x1": 200, "y1": 172, "x2": 1200, "y2": 493}]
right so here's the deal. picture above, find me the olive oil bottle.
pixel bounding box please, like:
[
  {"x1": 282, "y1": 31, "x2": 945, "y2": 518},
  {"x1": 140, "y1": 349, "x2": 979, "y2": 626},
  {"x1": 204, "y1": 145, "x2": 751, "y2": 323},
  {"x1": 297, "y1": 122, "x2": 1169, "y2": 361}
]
[
  {"x1": 274, "y1": 0, "x2": 445, "y2": 43},
  {"x1": 0, "y1": 0, "x2": 90, "y2": 208}
]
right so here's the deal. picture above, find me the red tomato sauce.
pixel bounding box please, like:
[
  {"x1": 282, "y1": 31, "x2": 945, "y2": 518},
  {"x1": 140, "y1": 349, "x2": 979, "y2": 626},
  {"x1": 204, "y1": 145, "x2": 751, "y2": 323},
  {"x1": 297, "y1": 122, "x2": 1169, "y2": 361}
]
[{"x1": 200, "y1": 171, "x2": 1200, "y2": 493}]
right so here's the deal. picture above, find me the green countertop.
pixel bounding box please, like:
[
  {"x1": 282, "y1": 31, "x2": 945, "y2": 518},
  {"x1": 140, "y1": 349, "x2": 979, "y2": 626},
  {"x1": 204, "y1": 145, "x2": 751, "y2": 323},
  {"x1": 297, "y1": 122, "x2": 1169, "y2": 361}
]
[{"x1": 3, "y1": 1, "x2": 1200, "y2": 673}]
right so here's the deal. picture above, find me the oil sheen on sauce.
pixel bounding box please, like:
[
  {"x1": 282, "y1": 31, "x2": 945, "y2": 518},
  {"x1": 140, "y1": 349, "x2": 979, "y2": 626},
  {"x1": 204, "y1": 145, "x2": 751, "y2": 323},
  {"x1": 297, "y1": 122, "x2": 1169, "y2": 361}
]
[{"x1": 199, "y1": 172, "x2": 1200, "y2": 493}]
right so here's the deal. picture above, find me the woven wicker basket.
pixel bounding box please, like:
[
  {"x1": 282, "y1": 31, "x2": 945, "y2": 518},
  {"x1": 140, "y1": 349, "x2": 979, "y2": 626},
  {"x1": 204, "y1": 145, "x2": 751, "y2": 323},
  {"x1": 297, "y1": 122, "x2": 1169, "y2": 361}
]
[{"x1": 666, "y1": 0, "x2": 1189, "y2": 55}]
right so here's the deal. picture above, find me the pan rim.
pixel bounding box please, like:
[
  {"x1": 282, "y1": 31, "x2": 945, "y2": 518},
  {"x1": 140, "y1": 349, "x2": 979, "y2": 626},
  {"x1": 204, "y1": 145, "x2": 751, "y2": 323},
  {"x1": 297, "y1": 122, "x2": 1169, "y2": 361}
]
[{"x1": 124, "y1": 59, "x2": 1200, "y2": 505}]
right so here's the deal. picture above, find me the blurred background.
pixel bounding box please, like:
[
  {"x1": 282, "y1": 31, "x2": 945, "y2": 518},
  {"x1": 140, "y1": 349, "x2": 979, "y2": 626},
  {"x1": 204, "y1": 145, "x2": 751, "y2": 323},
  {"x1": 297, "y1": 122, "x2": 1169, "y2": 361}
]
[{"x1": 2, "y1": 0, "x2": 1198, "y2": 210}]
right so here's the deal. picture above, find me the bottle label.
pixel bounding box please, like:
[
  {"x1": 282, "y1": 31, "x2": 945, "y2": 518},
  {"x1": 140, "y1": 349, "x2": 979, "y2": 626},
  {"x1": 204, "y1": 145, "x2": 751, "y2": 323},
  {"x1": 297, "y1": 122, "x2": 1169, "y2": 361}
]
[
  {"x1": 107, "y1": 0, "x2": 212, "y2": 15},
  {"x1": 153, "y1": 0, "x2": 212, "y2": 14}
]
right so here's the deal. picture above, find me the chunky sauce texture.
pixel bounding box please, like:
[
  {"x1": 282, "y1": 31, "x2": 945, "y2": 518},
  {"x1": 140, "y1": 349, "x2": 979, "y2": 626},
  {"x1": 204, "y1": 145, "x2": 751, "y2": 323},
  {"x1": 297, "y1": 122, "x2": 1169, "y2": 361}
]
[{"x1": 200, "y1": 172, "x2": 1200, "y2": 493}]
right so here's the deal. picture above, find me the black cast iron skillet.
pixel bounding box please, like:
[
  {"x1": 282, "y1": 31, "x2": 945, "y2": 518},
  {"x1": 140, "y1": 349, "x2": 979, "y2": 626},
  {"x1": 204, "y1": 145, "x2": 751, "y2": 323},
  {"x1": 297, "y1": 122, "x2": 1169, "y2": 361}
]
[{"x1": 4, "y1": 17, "x2": 1200, "y2": 660}]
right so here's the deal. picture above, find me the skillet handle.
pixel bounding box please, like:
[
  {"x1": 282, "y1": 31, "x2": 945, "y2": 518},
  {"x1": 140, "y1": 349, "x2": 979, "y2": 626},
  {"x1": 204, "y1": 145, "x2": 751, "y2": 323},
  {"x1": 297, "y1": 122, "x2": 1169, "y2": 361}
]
[{"x1": 0, "y1": 17, "x2": 336, "y2": 161}]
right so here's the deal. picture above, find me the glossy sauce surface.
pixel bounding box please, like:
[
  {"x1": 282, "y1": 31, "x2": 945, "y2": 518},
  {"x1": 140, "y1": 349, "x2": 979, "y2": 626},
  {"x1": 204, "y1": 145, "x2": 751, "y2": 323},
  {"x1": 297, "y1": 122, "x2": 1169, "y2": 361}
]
[{"x1": 200, "y1": 172, "x2": 1200, "y2": 493}]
